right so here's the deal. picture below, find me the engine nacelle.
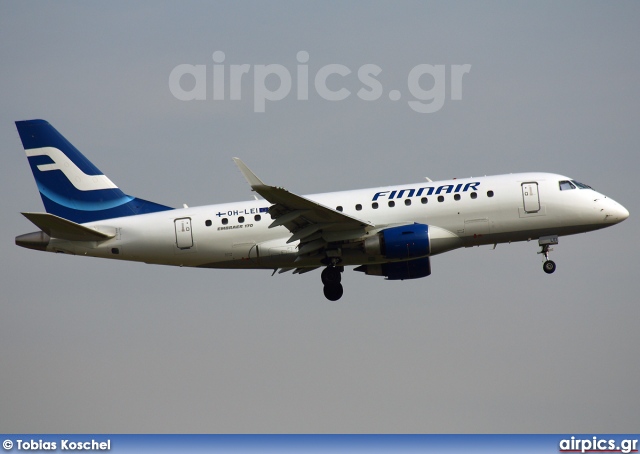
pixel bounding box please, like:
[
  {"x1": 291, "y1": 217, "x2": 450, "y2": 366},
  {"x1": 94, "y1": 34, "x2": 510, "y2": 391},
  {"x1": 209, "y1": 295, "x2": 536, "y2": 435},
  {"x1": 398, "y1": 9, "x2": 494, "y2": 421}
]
[
  {"x1": 364, "y1": 223, "x2": 430, "y2": 259},
  {"x1": 354, "y1": 257, "x2": 431, "y2": 280},
  {"x1": 364, "y1": 223, "x2": 463, "y2": 258},
  {"x1": 355, "y1": 223, "x2": 462, "y2": 280}
]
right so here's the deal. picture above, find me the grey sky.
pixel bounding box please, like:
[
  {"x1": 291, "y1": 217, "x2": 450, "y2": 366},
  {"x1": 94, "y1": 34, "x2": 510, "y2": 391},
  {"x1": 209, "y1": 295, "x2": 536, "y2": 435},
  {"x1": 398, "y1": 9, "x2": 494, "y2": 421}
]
[{"x1": 1, "y1": 1, "x2": 638, "y2": 432}]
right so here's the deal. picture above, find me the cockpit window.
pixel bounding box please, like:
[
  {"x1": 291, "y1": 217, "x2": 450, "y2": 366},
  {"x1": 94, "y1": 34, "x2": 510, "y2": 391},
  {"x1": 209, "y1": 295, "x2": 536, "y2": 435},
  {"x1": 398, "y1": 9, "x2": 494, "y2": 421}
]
[
  {"x1": 571, "y1": 180, "x2": 593, "y2": 189},
  {"x1": 559, "y1": 180, "x2": 576, "y2": 191}
]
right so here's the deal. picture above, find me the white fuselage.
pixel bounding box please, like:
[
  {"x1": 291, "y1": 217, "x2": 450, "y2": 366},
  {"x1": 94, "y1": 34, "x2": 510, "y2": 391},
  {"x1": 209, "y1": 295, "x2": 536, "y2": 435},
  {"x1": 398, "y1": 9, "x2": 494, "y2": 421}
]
[{"x1": 42, "y1": 172, "x2": 628, "y2": 270}]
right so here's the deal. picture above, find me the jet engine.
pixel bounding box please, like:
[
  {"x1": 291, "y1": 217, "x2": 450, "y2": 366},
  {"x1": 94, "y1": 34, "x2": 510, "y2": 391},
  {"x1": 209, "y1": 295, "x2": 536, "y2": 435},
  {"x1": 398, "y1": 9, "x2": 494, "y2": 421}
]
[{"x1": 354, "y1": 223, "x2": 462, "y2": 280}]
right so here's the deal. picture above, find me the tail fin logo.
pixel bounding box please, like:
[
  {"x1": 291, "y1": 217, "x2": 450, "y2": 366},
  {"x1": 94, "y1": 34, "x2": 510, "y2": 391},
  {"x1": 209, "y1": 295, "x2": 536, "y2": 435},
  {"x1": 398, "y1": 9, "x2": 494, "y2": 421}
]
[{"x1": 25, "y1": 147, "x2": 118, "y2": 191}]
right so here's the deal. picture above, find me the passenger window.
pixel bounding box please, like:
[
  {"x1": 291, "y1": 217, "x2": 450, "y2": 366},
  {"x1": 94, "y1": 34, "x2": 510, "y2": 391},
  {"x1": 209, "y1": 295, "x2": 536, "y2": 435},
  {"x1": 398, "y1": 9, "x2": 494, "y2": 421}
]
[
  {"x1": 470, "y1": 192, "x2": 477, "y2": 199},
  {"x1": 238, "y1": 216, "x2": 245, "y2": 223},
  {"x1": 421, "y1": 197, "x2": 428, "y2": 204},
  {"x1": 372, "y1": 202, "x2": 379, "y2": 209},
  {"x1": 404, "y1": 199, "x2": 411, "y2": 206},
  {"x1": 559, "y1": 180, "x2": 576, "y2": 191},
  {"x1": 222, "y1": 218, "x2": 228, "y2": 225},
  {"x1": 454, "y1": 194, "x2": 461, "y2": 201},
  {"x1": 437, "y1": 196, "x2": 444, "y2": 203},
  {"x1": 254, "y1": 214, "x2": 261, "y2": 221},
  {"x1": 205, "y1": 219, "x2": 212, "y2": 227},
  {"x1": 355, "y1": 204, "x2": 362, "y2": 211},
  {"x1": 388, "y1": 201, "x2": 395, "y2": 207},
  {"x1": 336, "y1": 206, "x2": 343, "y2": 212},
  {"x1": 487, "y1": 190, "x2": 494, "y2": 198}
]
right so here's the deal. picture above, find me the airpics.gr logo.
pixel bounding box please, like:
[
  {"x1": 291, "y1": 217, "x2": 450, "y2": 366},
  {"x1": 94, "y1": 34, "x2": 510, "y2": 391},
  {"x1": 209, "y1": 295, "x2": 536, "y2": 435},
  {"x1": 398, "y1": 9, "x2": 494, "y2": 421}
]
[
  {"x1": 559, "y1": 436, "x2": 638, "y2": 454},
  {"x1": 169, "y1": 51, "x2": 471, "y2": 113}
]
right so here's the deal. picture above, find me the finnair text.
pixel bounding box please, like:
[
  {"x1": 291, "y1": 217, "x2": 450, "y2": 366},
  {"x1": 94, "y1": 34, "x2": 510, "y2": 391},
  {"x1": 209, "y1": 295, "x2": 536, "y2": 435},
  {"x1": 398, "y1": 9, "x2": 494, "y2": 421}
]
[{"x1": 372, "y1": 182, "x2": 480, "y2": 201}]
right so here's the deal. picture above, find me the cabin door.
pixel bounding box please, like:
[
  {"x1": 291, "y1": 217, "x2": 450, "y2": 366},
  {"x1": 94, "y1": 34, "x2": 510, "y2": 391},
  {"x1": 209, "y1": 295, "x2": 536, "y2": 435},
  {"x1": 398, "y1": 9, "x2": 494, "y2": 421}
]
[
  {"x1": 174, "y1": 217, "x2": 193, "y2": 249},
  {"x1": 522, "y1": 182, "x2": 540, "y2": 213}
]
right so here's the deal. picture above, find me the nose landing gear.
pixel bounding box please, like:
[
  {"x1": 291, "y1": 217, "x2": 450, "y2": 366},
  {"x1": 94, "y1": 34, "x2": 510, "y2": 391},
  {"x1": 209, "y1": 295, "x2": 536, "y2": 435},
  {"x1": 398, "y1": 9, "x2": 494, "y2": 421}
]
[
  {"x1": 538, "y1": 235, "x2": 558, "y2": 274},
  {"x1": 321, "y1": 265, "x2": 344, "y2": 301},
  {"x1": 542, "y1": 258, "x2": 556, "y2": 274}
]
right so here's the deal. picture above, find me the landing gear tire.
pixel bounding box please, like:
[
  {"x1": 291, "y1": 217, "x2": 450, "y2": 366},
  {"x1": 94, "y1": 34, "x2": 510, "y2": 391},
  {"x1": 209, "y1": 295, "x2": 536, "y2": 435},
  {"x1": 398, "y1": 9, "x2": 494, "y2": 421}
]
[
  {"x1": 538, "y1": 236, "x2": 559, "y2": 275},
  {"x1": 323, "y1": 283, "x2": 344, "y2": 301},
  {"x1": 321, "y1": 267, "x2": 341, "y2": 285},
  {"x1": 543, "y1": 260, "x2": 556, "y2": 274}
]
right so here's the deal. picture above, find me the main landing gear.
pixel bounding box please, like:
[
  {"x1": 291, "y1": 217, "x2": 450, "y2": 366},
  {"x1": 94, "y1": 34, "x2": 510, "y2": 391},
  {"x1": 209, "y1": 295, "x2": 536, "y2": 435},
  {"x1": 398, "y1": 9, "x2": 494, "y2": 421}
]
[
  {"x1": 538, "y1": 235, "x2": 559, "y2": 274},
  {"x1": 321, "y1": 265, "x2": 344, "y2": 301}
]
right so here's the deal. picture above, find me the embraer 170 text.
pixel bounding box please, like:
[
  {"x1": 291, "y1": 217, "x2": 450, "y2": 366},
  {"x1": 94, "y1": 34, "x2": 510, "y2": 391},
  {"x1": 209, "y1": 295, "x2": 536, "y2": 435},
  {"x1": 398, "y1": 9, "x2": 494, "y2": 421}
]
[{"x1": 15, "y1": 120, "x2": 629, "y2": 300}]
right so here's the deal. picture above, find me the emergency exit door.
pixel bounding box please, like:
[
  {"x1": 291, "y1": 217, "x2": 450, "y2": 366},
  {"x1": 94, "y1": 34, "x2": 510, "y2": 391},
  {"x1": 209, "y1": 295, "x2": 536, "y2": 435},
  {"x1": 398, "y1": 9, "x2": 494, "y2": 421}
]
[
  {"x1": 174, "y1": 217, "x2": 193, "y2": 249},
  {"x1": 522, "y1": 182, "x2": 540, "y2": 213}
]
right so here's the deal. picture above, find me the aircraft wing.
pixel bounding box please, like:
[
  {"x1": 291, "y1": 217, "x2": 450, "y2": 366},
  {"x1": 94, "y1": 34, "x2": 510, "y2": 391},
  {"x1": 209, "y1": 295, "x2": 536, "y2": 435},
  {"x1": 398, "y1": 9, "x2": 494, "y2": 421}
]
[{"x1": 233, "y1": 158, "x2": 374, "y2": 256}]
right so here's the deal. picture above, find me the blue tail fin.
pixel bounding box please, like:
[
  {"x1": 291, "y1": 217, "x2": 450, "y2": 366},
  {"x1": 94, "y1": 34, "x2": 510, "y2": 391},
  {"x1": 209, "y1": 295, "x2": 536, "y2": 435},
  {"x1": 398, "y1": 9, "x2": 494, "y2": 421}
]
[{"x1": 16, "y1": 119, "x2": 173, "y2": 223}]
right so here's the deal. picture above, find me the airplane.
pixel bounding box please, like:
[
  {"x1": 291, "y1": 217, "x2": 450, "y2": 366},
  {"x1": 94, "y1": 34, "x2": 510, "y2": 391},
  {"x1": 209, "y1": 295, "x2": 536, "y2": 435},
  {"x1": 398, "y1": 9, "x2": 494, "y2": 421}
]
[{"x1": 14, "y1": 119, "x2": 630, "y2": 301}]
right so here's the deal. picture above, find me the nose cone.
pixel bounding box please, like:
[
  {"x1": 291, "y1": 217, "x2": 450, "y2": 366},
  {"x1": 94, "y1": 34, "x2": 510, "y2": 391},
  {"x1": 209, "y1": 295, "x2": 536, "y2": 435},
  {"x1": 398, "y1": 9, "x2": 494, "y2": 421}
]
[{"x1": 604, "y1": 198, "x2": 630, "y2": 224}]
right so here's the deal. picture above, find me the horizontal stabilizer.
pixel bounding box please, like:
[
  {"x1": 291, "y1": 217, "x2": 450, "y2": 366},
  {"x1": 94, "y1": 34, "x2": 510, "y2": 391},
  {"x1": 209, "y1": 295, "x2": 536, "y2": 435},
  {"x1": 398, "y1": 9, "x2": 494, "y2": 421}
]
[{"x1": 21, "y1": 212, "x2": 115, "y2": 242}]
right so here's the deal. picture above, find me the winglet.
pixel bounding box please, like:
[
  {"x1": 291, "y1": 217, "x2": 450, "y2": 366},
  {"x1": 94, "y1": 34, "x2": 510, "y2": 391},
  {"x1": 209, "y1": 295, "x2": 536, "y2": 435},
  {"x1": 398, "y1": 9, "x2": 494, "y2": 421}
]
[{"x1": 233, "y1": 157, "x2": 267, "y2": 189}]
